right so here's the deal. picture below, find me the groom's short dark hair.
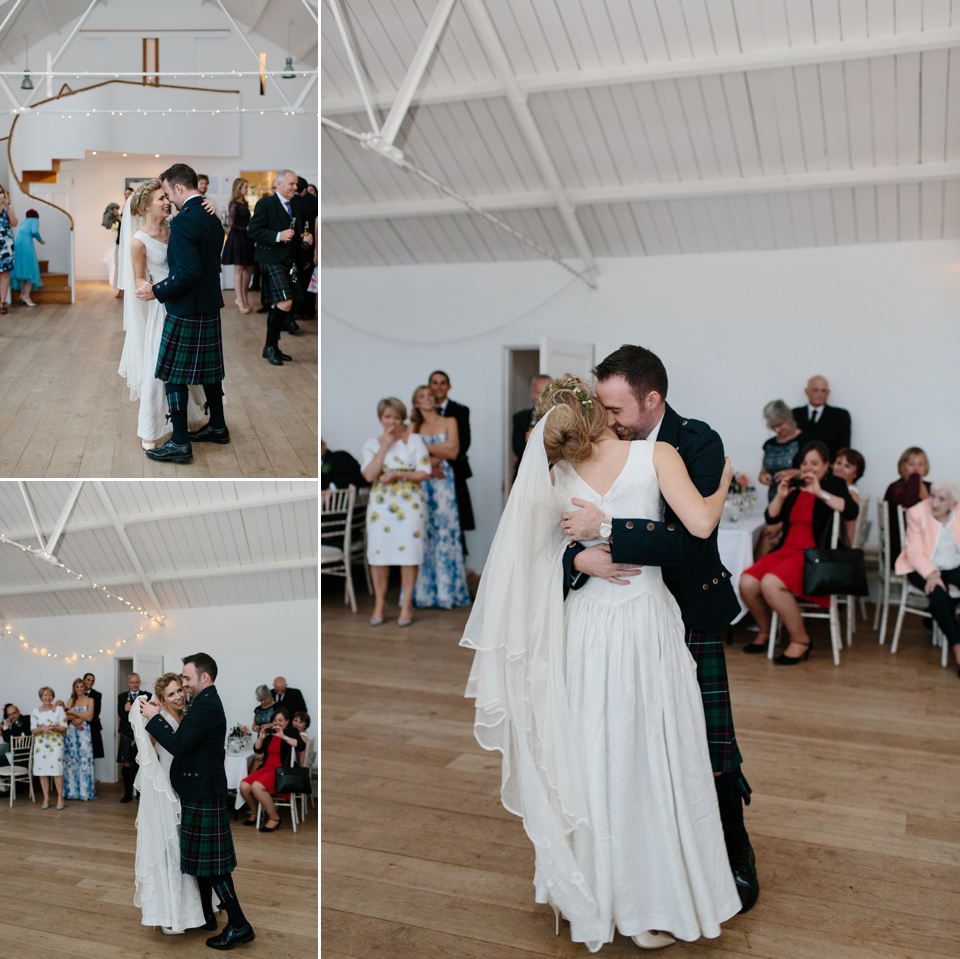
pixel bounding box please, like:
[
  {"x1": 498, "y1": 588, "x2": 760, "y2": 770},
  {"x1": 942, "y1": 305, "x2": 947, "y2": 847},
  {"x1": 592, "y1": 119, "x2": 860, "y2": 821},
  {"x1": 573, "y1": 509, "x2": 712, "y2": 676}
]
[
  {"x1": 593, "y1": 345, "x2": 668, "y2": 403},
  {"x1": 159, "y1": 162, "x2": 198, "y2": 191},
  {"x1": 182, "y1": 652, "x2": 218, "y2": 682}
]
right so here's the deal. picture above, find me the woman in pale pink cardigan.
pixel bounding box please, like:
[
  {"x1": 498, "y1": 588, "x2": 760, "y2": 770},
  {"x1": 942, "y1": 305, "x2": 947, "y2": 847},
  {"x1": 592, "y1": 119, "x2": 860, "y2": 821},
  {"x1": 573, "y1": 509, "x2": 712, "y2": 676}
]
[{"x1": 895, "y1": 478, "x2": 960, "y2": 676}]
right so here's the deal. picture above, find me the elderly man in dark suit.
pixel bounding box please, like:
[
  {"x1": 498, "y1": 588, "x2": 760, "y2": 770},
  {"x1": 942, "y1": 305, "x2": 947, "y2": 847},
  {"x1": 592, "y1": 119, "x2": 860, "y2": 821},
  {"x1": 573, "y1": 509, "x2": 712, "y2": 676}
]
[
  {"x1": 137, "y1": 162, "x2": 229, "y2": 464},
  {"x1": 791, "y1": 375, "x2": 851, "y2": 460},
  {"x1": 143, "y1": 652, "x2": 254, "y2": 950},
  {"x1": 429, "y1": 370, "x2": 474, "y2": 546},
  {"x1": 272, "y1": 676, "x2": 306, "y2": 717},
  {"x1": 248, "y1": 169, "x2": 314, "y2": 365},
  {"x1": 117, "y1": 673, "x2": 150, "y2": 802},
  {"x1": 512, "y1": 374, "x2": 552, "y2": 482},
  {"x1": 560, "y1": 344, "x2": 759, "y2": 915}
]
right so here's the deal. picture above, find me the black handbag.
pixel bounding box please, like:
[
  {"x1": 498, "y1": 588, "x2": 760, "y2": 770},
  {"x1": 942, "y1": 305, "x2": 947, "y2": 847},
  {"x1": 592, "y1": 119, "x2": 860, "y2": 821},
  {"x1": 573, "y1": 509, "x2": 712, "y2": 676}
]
[
  {"x1": 803, "y1": 546, "x2": 868, "y2": 596},
  {"x1": 274, "y1": 765, "x2": 311, "y2": 795}
]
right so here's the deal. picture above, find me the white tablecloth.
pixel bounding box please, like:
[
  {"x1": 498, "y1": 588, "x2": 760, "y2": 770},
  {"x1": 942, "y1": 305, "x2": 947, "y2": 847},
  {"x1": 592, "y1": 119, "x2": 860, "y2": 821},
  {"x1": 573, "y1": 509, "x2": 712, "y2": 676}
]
[
  {"x1": 224, "y1": 744, "x2": 256, "y2": 809},
  {"x1": 717, "y1": 506, "x2": 768, "y2": 624}
]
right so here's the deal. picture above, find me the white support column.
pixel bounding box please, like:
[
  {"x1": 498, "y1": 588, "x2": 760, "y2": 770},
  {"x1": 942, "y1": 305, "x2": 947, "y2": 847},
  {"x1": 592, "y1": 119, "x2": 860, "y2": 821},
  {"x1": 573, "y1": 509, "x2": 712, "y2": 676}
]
[
  {"x1": 327, "y1": 0, "x2": 380, "y2": 134},
  {"x1": 461, "y1": 0, "x2": 598, "y2": 285},
  {"x1": 378, "y1": 0, "x2": 457, "y2": 148}
]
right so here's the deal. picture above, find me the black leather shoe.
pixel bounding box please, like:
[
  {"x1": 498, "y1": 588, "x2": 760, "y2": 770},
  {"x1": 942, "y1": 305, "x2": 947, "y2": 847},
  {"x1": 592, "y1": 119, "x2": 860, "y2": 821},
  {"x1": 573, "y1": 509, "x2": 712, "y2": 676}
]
[
  {"x1": 205, "y1": 923, "x2": 255, "y2": 950},
  {"x1": 202, "y1": 912, "x2": 219, "y2": 931},
  {"x1": 284, "y1": 318, "x2": 299, "y2": 333},
  {"x1": 262, "y1": 346, "x2": 291, "y2": 362},
  {"x1": 263, "y1": 346, "x2": 283, "y2": 365},
  {"x1": 189, "y1": 423, "x2": 230, "y2": 444},
  {"x1": 730, "y1": 842, "x2": 759, "y2": 913},
  {"x1": 145, "y1": 439, "x2": 192, "y2": 463},
  {"x1": 119, "y1": 793, "x2": 133, "y2": 803},
  {"x1": 256, "y1": 305, "x2": 269, "y2": 313}
]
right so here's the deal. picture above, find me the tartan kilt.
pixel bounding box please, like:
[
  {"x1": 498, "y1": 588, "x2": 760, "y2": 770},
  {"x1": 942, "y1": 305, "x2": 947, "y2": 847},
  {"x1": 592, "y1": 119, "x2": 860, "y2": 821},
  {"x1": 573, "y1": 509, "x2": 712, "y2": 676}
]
[
  {"x1": 116, "y1": 732, "x2": 137, "y2": 764},
  {"x1": 179, "y1": 797, "x2": 237, "y2": 876},
  {"x1": 155, "y1": 310, "x2": 225, "y2": 384},
  {"x1": 261, "y1": 261, "x2": 301, "y2": 306},
  {"x1": 685, "y1": 629, "x2": 742, "y2": 775}
]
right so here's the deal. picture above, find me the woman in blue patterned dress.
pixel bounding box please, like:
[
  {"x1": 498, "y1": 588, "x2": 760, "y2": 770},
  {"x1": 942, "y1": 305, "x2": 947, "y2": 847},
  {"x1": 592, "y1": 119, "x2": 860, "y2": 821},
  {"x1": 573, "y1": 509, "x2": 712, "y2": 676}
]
[
  {"x1": 360, "y1": 397, "x2": 431, "y2": 627},
  {"x1": 409, "y1": 385, "x2": 472, "y2": 609},
  {"x1": 63, "y1": 677, "x2": 97, "y2": 801},
  {"x1": 0, "y1": 185, "x2": 18, "y2": 314}
]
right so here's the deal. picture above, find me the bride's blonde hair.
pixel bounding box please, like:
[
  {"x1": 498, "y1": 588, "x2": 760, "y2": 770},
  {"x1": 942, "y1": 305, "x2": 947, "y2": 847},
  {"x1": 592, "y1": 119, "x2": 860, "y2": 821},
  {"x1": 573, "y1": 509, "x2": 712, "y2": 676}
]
[
  {"x1": 154, "y1": 672, "x2": 183, "y2": 702},
  {"x1": 130, "y1": 178, "x2": 163, "y2": 218},
  {"x1": 536, "y1": 375, "x2": 606, "y2": 464}
]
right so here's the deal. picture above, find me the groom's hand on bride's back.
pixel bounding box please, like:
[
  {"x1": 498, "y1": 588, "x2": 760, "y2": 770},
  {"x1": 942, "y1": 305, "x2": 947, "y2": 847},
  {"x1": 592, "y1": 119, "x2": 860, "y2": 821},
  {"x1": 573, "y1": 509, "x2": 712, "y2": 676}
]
[{"x1": 572, "y1": 544, "x2": 642, "y2": 585}]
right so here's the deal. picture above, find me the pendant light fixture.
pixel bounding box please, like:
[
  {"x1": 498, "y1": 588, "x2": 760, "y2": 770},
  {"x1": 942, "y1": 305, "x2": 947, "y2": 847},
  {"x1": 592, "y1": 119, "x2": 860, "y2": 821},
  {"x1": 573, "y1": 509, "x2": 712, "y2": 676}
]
[
  {"x1": 282, "y1": 21, "x2": 295, "y2": 78},
  {"x1": 20, "y1": 34, "x2": 32, "y2": 90}
]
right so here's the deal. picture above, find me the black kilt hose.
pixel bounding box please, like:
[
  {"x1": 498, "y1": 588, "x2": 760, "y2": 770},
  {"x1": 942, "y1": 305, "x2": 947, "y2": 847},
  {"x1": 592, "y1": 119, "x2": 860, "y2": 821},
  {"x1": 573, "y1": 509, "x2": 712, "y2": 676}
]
[
  {"x1": 155, "y1": 309, "x2": 224, "y2": 384},
  {"x1": 180, "y1": 797, "x2": 237, "y2": 876}
]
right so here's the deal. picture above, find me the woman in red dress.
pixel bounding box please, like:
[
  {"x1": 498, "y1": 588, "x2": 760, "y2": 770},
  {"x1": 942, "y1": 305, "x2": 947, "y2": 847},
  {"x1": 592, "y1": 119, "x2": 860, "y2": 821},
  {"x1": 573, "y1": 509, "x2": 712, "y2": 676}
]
[
  {"x1": 739, "y1": 441, "x2": 859, "y2": 664},
  {"x1": 239, "y1": 707, "x2": 300, "y2": 832}
]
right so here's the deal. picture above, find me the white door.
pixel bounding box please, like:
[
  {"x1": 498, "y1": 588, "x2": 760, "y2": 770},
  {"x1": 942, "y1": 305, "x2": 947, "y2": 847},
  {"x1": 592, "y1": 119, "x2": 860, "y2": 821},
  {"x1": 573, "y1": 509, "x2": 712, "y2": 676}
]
[
  {"x1": 539, "y1": 337, "x2": 595, "y2": 383},
  {"x1": 135, "y1": 654, "x2": 164, "y2": 693}
]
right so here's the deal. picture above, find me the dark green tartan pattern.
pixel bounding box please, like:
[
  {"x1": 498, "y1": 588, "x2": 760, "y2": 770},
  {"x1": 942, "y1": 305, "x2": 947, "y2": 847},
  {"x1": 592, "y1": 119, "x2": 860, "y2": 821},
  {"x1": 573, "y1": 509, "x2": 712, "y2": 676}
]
[
  {"x1": 179, "y1": 797, "x2": 237, "y2": 877},
  {"x1": 155, "y1": 309, "x2": 225, "y2": 384},
  {"x1": 685, "y1": 629, "x2": 742, "y2": 775}
]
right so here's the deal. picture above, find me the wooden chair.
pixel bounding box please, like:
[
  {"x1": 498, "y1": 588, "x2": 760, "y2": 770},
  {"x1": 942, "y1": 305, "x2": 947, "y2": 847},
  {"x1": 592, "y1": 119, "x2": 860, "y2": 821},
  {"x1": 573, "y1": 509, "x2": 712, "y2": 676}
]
[
  {"x1": 843, "y1": 494, "x2": 871, "y2": 644},
  {"x1": 256, "y1": 750, "x2": 301, "y2": 834},
  {"x1": 297, "y1": 736, "x2": 316, "y2": 821},
  {"x1": 767, "y1": 512, "x2": 844, "y2": 665},
  {"x1": 349, "y1": 487, "x2": 372, "y2": 596},
  {"x1": 873, "y1": 500, "x2": 898, "y2": 644},
  {"x1": 321, "y1": 486, "x2": 359, "y2": 613},
  {"x1": 0, "y1": 735, "x2": 35, "y2": 807},
  {"x1": 890, "y1": 505, "x2": 955, "y2": 667}
]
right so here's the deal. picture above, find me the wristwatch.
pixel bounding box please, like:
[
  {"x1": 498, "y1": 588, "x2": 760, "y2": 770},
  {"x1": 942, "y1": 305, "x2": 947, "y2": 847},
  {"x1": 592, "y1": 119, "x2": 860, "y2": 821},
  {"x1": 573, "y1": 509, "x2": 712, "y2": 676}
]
[
  {"x1": 820, "y1": 491, "x2": 831, "y2": 501},
  {"x1": 598, "y1": 515, "x2": 613, "y2": 540}
]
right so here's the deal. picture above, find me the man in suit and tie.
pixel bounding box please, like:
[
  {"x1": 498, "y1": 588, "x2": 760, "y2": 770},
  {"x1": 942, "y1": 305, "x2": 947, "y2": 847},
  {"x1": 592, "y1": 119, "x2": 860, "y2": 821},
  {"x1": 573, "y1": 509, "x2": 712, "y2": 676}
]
[
  {"x1": 791, "y1": 376, "x2": 851, "y2": 460},
  {"x1": 248, "y1": 169, "x2": 314, "y2": 365},
  {"x1": 429, "y1": 370, "x2": 475, "y2": 546},
  {"x1": 143, "y1": 653, "x2": 254, "y2": 949},
  {"x1": 137, "y1": 162, "x2": 229, "y2": 464},
  {"x1": 82, "y1": 672, "x2": 104, "y2": 761},
  {"x1": 560, "y1": 344, "x2": 759, "y2": 915},
  {"x1": 512, "y1": 374, "x2": 552, "y2": 482},
  {"x1": 117, "y1": 673, "x2": 150, "y2": 803},
  {"x1": 272, "y1": 677, "x2": 306, "y2": 717}
]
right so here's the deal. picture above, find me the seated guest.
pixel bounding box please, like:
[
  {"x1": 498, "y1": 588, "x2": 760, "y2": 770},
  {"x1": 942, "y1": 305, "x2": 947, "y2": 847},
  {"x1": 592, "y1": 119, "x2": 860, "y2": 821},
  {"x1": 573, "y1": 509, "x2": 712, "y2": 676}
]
[
  {"x1": 740, "y1": 441, "x2": 859, "y2": 663},
  {"x1": 511, "y1": 374, "x2": 552, "y2": 482},
  {"x1": 885, "y1": 447, "x2": 932, "y2": 564},
  {"x1": 791, "y1": 376, "x2": 851, "y2": 459},
  {"x1": 238, "y1": 708, "x2": 300, "y2": 832},
  {"x1": 409, "y1": 385, "x2": 471, "y2": 610},
  {"x1": 832, "y1": 448, "x2": 866, "y2": 543},
  {"x1": 0, "y1": 704, "x2": 31, "y2": 790},
  {"x1": 272, "y1": 677, "x2": 306, "y2": 717},
  {"x1": 291, "y1": 711, "x2": 311, "y2": 763},
  {"x1": 321, "y1": 439, "x2": 367, "y2": 491},
  {"x1": 252, "y1": 685, "x2": 276, "y2": 732},
  {"x1": 894, "y1": 480, "x2": 960, "y2": 677},
  {"x1": 755, "y1": 400, "x2": 816, "y2": 558}
]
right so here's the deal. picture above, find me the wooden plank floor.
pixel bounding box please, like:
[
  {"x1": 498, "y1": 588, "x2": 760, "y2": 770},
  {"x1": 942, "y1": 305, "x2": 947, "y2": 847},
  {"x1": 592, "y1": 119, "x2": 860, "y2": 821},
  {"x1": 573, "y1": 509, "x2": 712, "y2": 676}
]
[
  {"x1": 0, "y1": 282, "x2": 317, "y2": 477},
  {"x1": 0, "y1": 780, "x2": 318, "y2": 956},
  {"x1": 322, "y1": 590, "x2": 960, "y2": 958}
]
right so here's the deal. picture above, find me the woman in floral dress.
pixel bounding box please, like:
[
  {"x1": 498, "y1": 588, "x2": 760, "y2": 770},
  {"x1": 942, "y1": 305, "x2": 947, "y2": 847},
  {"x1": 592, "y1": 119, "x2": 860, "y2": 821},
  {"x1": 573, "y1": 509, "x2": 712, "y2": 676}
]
[
  {"x1": 408, "y1": 385, "x2": 471, "y2": 609},
  {"x1": 360, "y1": 397, "x2": 431, "y2": 627},
  {"x1": 0, "y1": 184, "x2": 18, "y2": 314},
  {"x1": 30, "y1": 686, "x2": 67, "y2": 809},
  {"x1": 63, "y1": 677, "x2": 97, "y2": 801}
]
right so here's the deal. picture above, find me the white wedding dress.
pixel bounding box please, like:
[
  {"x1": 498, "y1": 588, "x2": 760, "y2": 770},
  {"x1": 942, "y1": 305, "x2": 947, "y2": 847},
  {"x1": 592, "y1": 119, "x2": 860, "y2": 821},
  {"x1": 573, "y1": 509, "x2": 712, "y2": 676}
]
[
  {"x1": 131, "y1": 700, "x2": 205, "y2": 932},
  {"x1": 116, "y1": 199, "x2": 206, "y2": 442},
  {"x1": 461, "y1": 417, "x2": 740, "y2": 951}
]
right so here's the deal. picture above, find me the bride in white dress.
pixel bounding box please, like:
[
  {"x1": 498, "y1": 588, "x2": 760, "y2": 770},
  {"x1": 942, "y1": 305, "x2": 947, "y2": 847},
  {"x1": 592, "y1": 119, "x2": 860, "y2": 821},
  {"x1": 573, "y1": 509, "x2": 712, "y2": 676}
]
[
  {"x1": 461, "y1": 378, "x2": 741, "y2": 952},
  {"x1": 130, "y1": 673, "x2": 205, "y2": 935},
  {"x1": 117, "y1": 181, "x2": 206, "y2": 450}
]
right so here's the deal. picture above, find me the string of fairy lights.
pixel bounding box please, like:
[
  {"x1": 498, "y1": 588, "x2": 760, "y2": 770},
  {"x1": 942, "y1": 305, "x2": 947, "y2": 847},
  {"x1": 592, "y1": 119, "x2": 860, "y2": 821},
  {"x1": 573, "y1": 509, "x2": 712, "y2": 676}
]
[
  {"x1": 10, "y1": 106, "x2": 314, "y2": 116},
  {"x1": 0, "y1": 532, "x2": 164, "y2": 663}
]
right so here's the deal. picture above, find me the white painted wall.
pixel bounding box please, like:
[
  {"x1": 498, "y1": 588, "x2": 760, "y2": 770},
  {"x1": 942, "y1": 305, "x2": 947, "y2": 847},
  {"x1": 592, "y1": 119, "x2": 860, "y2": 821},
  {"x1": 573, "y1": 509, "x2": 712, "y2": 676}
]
[
  {"x1": 321, "y1": 240, "x2": 960, "y2": 570},
  {"x1": 1, "y1": 598, "x2": 318, "y2": 783}
]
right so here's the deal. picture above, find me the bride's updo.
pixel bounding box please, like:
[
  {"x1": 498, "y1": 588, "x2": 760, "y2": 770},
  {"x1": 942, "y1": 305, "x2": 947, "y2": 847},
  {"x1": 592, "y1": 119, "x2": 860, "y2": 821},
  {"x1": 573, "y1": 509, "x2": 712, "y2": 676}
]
[
  {"x1": 536, "y1": 375, "x2": 606, "y2": 464},
  {"x1": 129, "y1": 178, "x2": 163, "y2": 218}
]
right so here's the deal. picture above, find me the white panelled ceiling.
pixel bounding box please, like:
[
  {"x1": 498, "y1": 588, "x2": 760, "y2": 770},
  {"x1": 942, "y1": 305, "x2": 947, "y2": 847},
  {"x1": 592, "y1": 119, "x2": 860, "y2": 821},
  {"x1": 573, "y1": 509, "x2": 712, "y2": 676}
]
[
  {"x1": 321, "y1": 0, "x2": 960, "y2": 270},
  {"x1": 0, "y1": 481, "x2": 318, "y2": 619}
]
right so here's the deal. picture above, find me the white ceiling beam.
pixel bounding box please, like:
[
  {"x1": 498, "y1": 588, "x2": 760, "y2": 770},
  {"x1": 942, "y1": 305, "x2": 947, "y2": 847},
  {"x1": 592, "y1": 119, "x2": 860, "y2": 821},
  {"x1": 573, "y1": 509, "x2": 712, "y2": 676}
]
[
  {"x1": 301, "y1": 0, "x2": 318, "y2": 23},
  {"x1": 17, "y1": 481, "x2": 45, "y2": 550},
  {"x1": 461, "y1": 0, "x2": 598, "y2": 285},
  {"x1": 321, "y1": 26, "x2": 960, "y2": 116},
  {"x1": 327, "y1": 0, "x2": 381, "y2": 135},
  {"x1": 0, "y1": 557, "x2": 318, "y2": 597},
  {"x1": 92, "y1": 482, "x2": 166, "y2": 617},
  {"x1": 1, "y1": 487, "x2": 318, "y2": 542},
  {"x1": 43, "y1": 481, "x2": 84, "y2": 559},
  {"x1": 322, "y1": 160, "x2": 960, "y2": 221}
]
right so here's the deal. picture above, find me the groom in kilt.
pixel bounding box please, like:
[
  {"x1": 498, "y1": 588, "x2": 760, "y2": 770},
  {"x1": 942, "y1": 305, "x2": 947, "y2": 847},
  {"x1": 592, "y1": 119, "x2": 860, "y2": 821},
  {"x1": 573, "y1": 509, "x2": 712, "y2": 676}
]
[
  {"x1": 143, "y1": 653, "x2": 255, "y2": 950},
  {"x1": 137, "y1": 162, "x2": 229, "y2": 464}
]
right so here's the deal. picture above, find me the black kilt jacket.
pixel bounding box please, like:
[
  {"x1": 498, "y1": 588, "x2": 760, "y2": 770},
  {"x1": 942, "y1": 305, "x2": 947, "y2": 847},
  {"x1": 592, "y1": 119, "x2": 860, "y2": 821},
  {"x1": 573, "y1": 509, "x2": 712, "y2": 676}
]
[
  {"x1": 146, "y1": 684, "x2": 228, "y2": 801},
  {"x1": 249, "y1": 193, "x2": 308, "y2": 266},
  {"x1": 153, "y1": 195, "x2": 225, "y2": 316},
  {"x1": 564, "y1": 403, "x2": 741, "y2": 632}
]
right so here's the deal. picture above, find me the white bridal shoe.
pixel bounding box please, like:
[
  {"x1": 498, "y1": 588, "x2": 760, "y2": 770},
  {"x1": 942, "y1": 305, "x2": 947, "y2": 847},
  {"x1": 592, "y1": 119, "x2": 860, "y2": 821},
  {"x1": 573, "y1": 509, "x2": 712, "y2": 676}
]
[
  {"x1": 160, "y1": 927, "x2": 184, "y2": 935},
  {"x1": 632, "y1": 930, "x2": 676, "y2": 950}
]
